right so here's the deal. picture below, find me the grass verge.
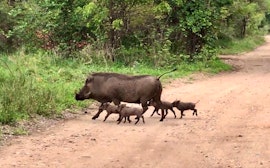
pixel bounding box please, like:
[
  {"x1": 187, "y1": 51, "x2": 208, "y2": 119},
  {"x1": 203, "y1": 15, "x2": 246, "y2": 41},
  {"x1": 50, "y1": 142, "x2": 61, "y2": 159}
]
[{"x1": 218, "y1": 36, "x2": 265, "y2": 55}]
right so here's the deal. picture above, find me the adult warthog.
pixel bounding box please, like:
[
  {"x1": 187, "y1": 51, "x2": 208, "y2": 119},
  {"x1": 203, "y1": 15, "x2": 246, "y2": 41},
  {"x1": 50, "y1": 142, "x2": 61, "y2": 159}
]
[{"x1": 75, "y1": 69, "x2": 176, "y2": 121}]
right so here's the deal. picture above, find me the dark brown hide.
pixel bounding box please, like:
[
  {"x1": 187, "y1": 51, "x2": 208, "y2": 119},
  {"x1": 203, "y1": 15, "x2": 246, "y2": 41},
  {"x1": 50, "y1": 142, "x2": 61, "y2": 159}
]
[
  {"x1": 172, "y1": 100, "x2": 199, "y2": 118},
  {"x1": 75, "y1": 73, "x2": 163, "y2": 120},
  {"x1": 149, "y1": 100, "x2": 176, "y2": 119},
  {"x1": 75, "y1": 69, "x2": 176, "y2": 121}
]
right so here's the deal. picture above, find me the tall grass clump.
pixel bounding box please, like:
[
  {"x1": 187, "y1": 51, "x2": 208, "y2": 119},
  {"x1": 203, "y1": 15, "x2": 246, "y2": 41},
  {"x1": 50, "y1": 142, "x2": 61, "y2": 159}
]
[
  {"x1": 0, "y1": 51, "x2": 89, "y2": 124},
  {"x1": 0, "y1": 56, "x2": 55, "y2": 124}
]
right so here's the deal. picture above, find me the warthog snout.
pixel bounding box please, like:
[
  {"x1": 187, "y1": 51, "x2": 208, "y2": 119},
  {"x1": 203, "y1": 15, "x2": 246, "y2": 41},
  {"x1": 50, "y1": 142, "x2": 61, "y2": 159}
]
[
  {"x1": 75, "y1": 87, "x2": 91, "y2": 101},
  {"x1": 75, "y1": 93, "x2": 84, "y2": 101},
  {"x1": 75, "y1": 91, "x2": 90, "y2": 101}
]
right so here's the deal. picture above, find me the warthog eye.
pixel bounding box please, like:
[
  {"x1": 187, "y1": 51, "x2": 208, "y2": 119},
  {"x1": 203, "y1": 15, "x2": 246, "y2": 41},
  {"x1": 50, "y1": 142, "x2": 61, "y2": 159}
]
[{"x1": 86, "y1": 76, "x2": 94, "y2": 84}]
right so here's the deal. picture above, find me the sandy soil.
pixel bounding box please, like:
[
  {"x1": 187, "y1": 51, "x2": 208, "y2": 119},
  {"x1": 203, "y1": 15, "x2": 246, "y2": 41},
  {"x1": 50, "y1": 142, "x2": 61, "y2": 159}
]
[{"x1": 0, "y1": 36, "x2": 270, "y2": 168}]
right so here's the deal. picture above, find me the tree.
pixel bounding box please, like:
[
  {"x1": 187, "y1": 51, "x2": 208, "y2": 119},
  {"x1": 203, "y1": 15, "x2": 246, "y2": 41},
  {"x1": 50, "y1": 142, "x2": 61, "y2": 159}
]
[
  {"x1": 0, "y1": 1, "x2": 16, "y2": 52},
  {"x1": 2, "y1": 0, "x2": 270, "y2": 62},
  {"x1": 153, "y1": 0, "x2": 233, "y2": 58},
  {"x1": 219, "y1": 0, "x2": 270, "y2": 38}
]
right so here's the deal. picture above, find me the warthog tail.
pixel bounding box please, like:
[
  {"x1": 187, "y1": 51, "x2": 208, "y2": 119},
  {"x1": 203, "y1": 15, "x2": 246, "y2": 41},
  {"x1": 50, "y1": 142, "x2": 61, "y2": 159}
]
[
  {"x1": 157, "y1": 68, "x2": 177, "y2": 80},
  {"x1": 195, "y1": 100, "x2": 200, "y2": 104}
]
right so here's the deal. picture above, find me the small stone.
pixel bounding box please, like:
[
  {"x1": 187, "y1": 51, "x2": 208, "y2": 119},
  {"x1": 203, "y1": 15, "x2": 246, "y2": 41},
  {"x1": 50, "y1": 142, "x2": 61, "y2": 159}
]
[{"x1": 68, "y1": 140, "x2": 74, "y2": 143}]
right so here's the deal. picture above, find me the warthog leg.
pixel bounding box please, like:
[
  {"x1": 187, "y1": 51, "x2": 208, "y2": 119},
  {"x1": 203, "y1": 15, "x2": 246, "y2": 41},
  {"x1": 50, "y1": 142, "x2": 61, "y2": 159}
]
[
  {"x1": 92, "y1": 103, "x2": 105, "y2": 120},
  {"x1": 150, "y1": 108, "x2": 161, "y2": 117},
  {"x1": 180, "y1": 110, "x2": 185, "y2": 119},
  {"x1": 134, "y1": 116, "x2": 140, "y2": 124},
  {"x1": 141, "y1": 116, "x2": 145, "y2": 123},
  {"x1": 193, "y1": 109, "x2": 198, "y2": 116},
  {"x1": 92, "y1": 112, "x2": 101, "y2": 119},
  {"x1": 141, "y1": 101, "x2": 148, "y2": 115},
  {"x1": 171, "y1": 108, "x2": 177, "y2": 118},
  {"x1": 160, "y1": 109, "x2": 165, "y2": 121},
  {"x1": 103, "y1": 113, "x2": 111, "y2": 122},
  {"x1": 118, "y1": 116, "x2": 124, "y2": 124}
]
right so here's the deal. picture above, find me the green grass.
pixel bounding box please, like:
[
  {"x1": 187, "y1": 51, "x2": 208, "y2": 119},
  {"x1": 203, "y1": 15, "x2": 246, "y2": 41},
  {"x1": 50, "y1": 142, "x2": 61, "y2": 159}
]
[
  {"x1": 0, "y1": 50, "x2": 230, "y2": 125},
  {"x1": 0, "y1": 52, "x2": 88, "y2": 124},
  {"x1": 218, "y1": 36, "x2": 265, "y2": 55}
]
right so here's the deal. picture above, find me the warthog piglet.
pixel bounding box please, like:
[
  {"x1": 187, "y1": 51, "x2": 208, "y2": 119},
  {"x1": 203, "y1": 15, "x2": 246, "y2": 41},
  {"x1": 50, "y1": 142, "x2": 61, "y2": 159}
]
[
  {"x1": 148, "y1": 100, "x2": 177, "y2": 119},
  {"x1": 118, "y1": 104, "x2": 145, "y2": 124},
  {"x1": 172, "y1": 100, "x2": 199, "y2": 118}
]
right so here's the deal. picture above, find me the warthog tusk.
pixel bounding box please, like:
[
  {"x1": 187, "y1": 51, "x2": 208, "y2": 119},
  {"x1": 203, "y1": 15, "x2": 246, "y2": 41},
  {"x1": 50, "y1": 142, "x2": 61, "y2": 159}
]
[{"x1": 85, "y1": 91, "x2": 91, "y2": 97}]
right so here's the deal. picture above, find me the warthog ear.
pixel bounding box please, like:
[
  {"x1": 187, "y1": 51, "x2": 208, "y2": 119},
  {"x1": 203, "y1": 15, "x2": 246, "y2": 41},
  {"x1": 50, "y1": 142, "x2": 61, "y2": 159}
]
[
  {"x1": 86, "y1": 76, "x2": 94, "y2": 84},
  {"x1": 119, "y1": 104, "x2": 126, "y2": 111},
  {"x1": 173, "y1": 100, "x2": 180, "y2": 104}
]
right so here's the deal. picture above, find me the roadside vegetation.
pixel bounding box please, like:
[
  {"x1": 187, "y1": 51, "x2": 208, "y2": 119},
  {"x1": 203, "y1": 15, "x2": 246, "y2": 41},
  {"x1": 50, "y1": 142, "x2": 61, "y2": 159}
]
[
  {"x1": 0, "y1": 50, "x2": 231, "y2": 126},
  {"x1": 218, "y1": 36, "x2": 266, "y2": 55},
  {"x1": 0, "y1": 0, "x2": 270, "y2": 136}
]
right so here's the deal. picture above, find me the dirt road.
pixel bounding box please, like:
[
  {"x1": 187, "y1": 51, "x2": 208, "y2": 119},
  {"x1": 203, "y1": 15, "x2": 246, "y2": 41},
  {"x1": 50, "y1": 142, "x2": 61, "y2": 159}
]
[{"x1": 1, "y1": 36, "x2": 270, "y2": 168}]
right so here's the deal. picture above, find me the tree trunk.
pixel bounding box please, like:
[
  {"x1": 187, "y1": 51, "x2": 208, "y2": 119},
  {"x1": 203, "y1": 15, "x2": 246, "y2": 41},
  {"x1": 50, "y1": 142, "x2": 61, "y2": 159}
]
[
  {"x1": 241, "y1": 16, "x2": 248, "y2": 38},
  {"x1": 107, "y1": 0, "x2": 116, "y2": 61}
]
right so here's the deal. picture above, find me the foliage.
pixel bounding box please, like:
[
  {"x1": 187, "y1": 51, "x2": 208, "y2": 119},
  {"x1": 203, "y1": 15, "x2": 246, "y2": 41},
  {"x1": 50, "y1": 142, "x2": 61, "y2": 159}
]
[
  {"x1": 1, "y1": 0, "x2": 269, "y2": 62},
  {"x1": 218, "y1": 0, "x2": 270, "y2": 39},
  {"x1": 0, "y1": 1, "x2": 16, "y2": 52},
  {"x1": 153, "y1": 0, "x2": 231, "y2": 57}
]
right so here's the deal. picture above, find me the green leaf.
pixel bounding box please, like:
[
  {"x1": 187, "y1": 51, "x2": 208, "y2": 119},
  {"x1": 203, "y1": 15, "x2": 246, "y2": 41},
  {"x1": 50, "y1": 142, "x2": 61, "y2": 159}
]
[{"x1": 112, "y1": 19, "x2": 124, "y2": 30}]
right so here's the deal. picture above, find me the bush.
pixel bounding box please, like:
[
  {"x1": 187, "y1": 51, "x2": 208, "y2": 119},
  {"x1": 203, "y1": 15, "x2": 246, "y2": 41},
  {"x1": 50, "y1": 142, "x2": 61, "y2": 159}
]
[{"x1": 115, "y1": 46, "x2": 150, "y2": 66}]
